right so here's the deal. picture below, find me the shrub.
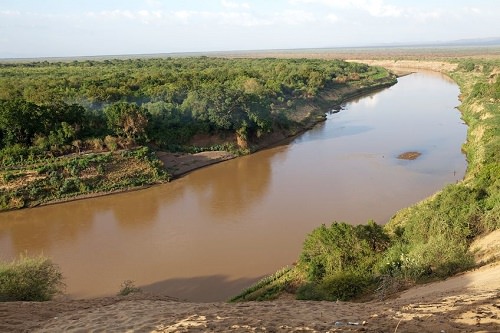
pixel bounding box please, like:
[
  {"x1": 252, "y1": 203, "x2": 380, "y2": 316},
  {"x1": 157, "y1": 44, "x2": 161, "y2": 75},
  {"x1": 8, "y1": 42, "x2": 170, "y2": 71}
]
[
  {"x1": 297, "y1": 271, "x2": 372, "y2": 301},
  {"x1": 296, "y1": 282, "x2": 326, "y2": 301},
  {"x1": 118, "y1": 280, "x2": 141, "y2": 296},
  {"x1": 104, "y1": 135, "x2": 119, "y2": 151},
  {"x1": 458, "y1": 60, "x2": 475, "y2": 72},
  {"x1": 229, "y1": 266, "x2": 293, "y2": 302},
  {"x1": 60, "y1": 177, "x2": 80, "y2": 194},
  {"x1": 298, "y1": 221, "x2": 388, "y2": 281},
  {"x1": 0, "y1": 254, "x2": 64, "y2": 301}
]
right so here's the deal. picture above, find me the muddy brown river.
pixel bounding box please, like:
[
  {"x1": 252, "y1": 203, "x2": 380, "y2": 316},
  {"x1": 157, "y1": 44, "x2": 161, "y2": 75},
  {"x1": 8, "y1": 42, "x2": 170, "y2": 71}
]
[{"x1": 0, "y1": 71, "x2": 467, "y2": 301}]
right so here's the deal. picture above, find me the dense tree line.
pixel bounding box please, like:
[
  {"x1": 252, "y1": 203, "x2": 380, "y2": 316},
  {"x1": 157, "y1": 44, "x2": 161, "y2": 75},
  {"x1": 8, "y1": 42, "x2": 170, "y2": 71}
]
[{"x1": 0, "y1": 57, "x2": 389, "y2": 159}]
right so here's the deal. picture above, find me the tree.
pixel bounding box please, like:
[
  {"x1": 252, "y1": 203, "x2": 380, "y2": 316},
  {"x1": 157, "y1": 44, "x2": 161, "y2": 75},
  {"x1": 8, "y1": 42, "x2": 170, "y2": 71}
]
[
  {"x1": 104, "y1": 102, "x2": 149, "y2": 142},
  {"x1": 0, "y1": 99, "x2": 41, "y2": 147}
]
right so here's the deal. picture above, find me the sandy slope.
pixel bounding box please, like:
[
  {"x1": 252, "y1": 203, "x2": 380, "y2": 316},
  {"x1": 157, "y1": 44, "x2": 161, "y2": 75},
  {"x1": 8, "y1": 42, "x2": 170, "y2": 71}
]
[{"x1": 1, "y1": 232, "x2": 498, "y2": 333}]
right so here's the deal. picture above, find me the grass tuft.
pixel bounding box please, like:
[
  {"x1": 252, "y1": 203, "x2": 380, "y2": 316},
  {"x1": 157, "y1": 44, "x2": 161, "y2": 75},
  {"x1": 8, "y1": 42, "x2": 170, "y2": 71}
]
[{"x1": 0, "y1": 254, "x2": 65, "y2": 302}]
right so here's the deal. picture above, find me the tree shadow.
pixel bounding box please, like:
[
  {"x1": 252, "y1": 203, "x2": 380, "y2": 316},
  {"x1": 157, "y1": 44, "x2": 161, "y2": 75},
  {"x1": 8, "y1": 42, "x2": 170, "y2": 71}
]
[{"x1": 140, "y1": 274, "x2": 266, "y2": 302}]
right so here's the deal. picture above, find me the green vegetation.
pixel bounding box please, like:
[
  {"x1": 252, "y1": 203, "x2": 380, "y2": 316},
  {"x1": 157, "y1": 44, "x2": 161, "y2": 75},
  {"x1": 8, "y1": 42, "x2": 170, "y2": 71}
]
[
  {"x1": 0, "y1": 57, "x2": 393, "y2": 152},
  {"x1": 117, "y1": 280, "x2": 142, "y2": 296},
  {"x1": 0, "y1": 254, "x2": 64, "y2": 301},
  {"x1": 232, "y1": 58, "x2": 500, "y2": 302},
  {"x1": 0, "y1": 57, "x2": 395, "y2": 210},
  {"x1": 0, "y1": 147, "x2": 169, "y2": 209}
]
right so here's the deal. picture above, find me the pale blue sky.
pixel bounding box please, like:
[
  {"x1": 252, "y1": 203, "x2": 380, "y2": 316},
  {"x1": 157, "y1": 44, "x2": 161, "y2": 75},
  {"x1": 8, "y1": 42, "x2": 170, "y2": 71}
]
[{"x1": 0, "y1": 0, "x2": 498, "y2": 58}]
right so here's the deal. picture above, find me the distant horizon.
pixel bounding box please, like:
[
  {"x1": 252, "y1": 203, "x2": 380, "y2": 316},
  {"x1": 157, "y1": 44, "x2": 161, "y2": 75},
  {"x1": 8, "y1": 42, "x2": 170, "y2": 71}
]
[
  {"x1": 1, "y1": 0, "x2": 499, "y2": 59},
  {"x1": 1, "y1": 37, "x2": 499, "y2": 61}
]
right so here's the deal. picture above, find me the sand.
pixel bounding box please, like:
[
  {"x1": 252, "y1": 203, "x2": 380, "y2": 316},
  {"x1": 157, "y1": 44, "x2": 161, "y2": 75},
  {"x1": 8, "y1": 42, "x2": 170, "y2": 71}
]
[
  {"x1": 1, "y1": 260, "x2": 498, "y2": 332},
  {"x1": 0, "y1": 265, "x2": 498, "y2": 332},
  {"x1": 156, "y1": 151, "x2": 236, "y2": 177}
]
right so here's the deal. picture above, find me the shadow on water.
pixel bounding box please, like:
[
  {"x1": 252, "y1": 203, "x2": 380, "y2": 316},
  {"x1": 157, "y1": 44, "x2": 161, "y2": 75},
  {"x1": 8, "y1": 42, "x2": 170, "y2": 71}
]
[
  {"x1": 182, "y1": 147, "x2": 283, "y2": 219},
  {"x1": 140, "y1": 274, "x2": 266, "y2": 302},
  {"x1": 0, "y1": 186, "x2": 164, "y2": 254}
]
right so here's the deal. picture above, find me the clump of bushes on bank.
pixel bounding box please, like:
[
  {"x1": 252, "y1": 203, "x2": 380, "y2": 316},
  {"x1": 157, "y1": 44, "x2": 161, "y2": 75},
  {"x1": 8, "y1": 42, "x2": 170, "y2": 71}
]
[
  {"x1": 232, "y1": 58, "x2": 500, "y2": 302},
  {"x1": 295, "y1": 221, "x2": 388, "y2": 301},
  {"x1": 0, "y1": 254, "x2": 65, "y2": 301},
  {"x1": 0, "y1": 146, "x2": 170, "y2": 210}
]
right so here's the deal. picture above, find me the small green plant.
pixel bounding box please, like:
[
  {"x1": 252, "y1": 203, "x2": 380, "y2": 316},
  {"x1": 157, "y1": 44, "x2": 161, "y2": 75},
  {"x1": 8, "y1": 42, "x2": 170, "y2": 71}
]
[
  {"x1": 118, "y1": 280, "x2": 141, "y2": 296},
  {"x1": 458, "y1": 60, "x2": 476, "y2": 72},
  {"x1": 0, "y1": 254, "x2": 65, "y2": 301},
  {"x1": 229, "y1": 266, "x2": 293, "y2": 302}
]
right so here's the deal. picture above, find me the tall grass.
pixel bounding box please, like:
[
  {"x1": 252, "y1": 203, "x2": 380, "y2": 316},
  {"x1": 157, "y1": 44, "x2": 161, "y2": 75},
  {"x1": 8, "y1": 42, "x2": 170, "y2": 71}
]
[{"x1": 0, "y1": 254, "x2": 65, "y2": 301}]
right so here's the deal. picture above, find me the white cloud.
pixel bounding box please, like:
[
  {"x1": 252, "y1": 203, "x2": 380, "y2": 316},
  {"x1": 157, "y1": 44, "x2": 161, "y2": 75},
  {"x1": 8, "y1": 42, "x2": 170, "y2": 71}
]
[
  {"x1": 463, "y1": 7, "x2": 481, "y2": 15},
  {"x1": 365, "y1": 0, "x2": 402, "y2": 17},
  {"x1": 412, "y1": 10, "x2": 440, "y2": 21},
  {"x1": 136, "y1": 10, "x2": 164, "y2": 24},
  {"x1": 87, "y1": 10, "x2": 136, "y2": 20},
  {"x1": 173, "y1": 10, "x2": 193, "y2": 23},
  {"x1": 83, "y1": 7, "x2": 317, "y2": 28},
  {"x1": 294, "y1": 0, "x2": 403, "y2": 17},
  {"x1": 276, "y1": 10, "x2": 316, "y2": 25},
  {"x1": 0, "y1": 10, "x2": 21, "y2": 16},
  {"x1": 326, "y1": 13, "x2": 339, "y2": 23},
  {"x1": 144, "y1": 0, "x2": 163, "y2": 8},
  {"x1": 199, "y1": 11, "x2": 271, "y2": 27},
  {"x1": 221, "y1": 0, "x2": 250, "y2": 10}
]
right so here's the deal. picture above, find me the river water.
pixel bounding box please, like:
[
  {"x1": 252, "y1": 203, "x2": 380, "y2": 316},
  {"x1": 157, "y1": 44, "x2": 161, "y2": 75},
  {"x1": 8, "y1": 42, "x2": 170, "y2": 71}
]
[{"x1": 0, "y1": 71, "x2": 467, "y2": 301}]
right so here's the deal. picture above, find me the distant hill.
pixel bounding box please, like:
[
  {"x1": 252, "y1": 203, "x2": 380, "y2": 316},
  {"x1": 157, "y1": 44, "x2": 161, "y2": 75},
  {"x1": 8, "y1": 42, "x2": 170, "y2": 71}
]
[
  {"x1": 441, "y1": 37, "x2": 500, "y2": 46},
  {"x1": 369, "y1": 37, "x2": 500, "y2": 48}
]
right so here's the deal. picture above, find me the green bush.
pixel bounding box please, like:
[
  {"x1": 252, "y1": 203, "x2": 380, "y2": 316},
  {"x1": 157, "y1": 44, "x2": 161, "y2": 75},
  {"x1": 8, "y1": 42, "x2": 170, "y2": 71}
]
[
  {"x1": 458, "y1": 60, "x2": 475, "y2": 72},
  {"x1": 296, "y1": 282, "x2": 326, "y2": 301},
  {"x1": 0, "y1": 254, "x2": 65, "y2": 301},
  {"x1": 294, "y1": 221, "x2": 389, "y2": 301},
  {"x1": 117, "y1": 280, "x2": 141, "y2": 296},
  {"x1": 229, "y1": 266, "x2": 293, "y2": 302},
  {"x1": 377, "y1": 246, "x2": 429, "y2": 282},
  {"x1": 298, "y1": 221, "x2": 389, "y2": 281},
  {"x1": 297, "y1": 271, "x2": 373, "y2": 301}
]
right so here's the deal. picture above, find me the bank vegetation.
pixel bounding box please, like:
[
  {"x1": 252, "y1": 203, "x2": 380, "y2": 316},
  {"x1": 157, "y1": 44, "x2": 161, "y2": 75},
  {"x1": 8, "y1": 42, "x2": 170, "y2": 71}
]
[{"x1": 0, "y1": 57, "x2": 395, "y2": 210}]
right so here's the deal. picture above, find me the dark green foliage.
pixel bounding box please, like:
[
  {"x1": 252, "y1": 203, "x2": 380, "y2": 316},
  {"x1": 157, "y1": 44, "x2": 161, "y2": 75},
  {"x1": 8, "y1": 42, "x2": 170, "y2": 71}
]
[
  {"x1": 0, "y1": 57, "x2": 393, "y2": 209},
  {"x1": 104, "y1": 102, "x2": 148, "y2": 141},
  {"x1": 299, "y1": 221, "x2": 390, "y2": 282},
  {"x1": 229, "y1": 266, "x2": 293, "y2": 302},
  {"x1": 117, "y1": 280, "x2": 141, "y2": 296},
  {"x1": 356, "y1": 220, "x2": 391, "y2": 252},
  {"x1": 0, "y1": 148, "x2": 169, "y2": 209},
  {"x1": 0, "y1": 254, "x2": 65, "y2": 301},
  {"x1": 294, "y1": 221, "x2": 390, "y2": 301},
  {"x1": 0, "y1": 99, "x2": 86, "y2": 150},
  {"x1": 458, "y1": 60, "x2": 476, "y2": 72},
  {"x1": 0, "y1": 57, "x2": 392, "y2": 153},
  {"x1": 297, "y1": 272, "x2": 373, "y2": 301}
]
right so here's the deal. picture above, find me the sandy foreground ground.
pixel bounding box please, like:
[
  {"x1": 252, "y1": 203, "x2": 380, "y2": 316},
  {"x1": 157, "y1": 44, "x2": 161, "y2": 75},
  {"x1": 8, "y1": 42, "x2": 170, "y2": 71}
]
[{"x1": 1, "y1": 230, "x2": 499, "y2": 333}]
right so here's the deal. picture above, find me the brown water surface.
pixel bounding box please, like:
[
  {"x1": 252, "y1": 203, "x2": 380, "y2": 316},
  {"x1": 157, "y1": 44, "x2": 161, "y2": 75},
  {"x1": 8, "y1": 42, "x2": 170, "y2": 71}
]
[{"x1": 0, "y1": 72, "x2": 467, "y2": 301}]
